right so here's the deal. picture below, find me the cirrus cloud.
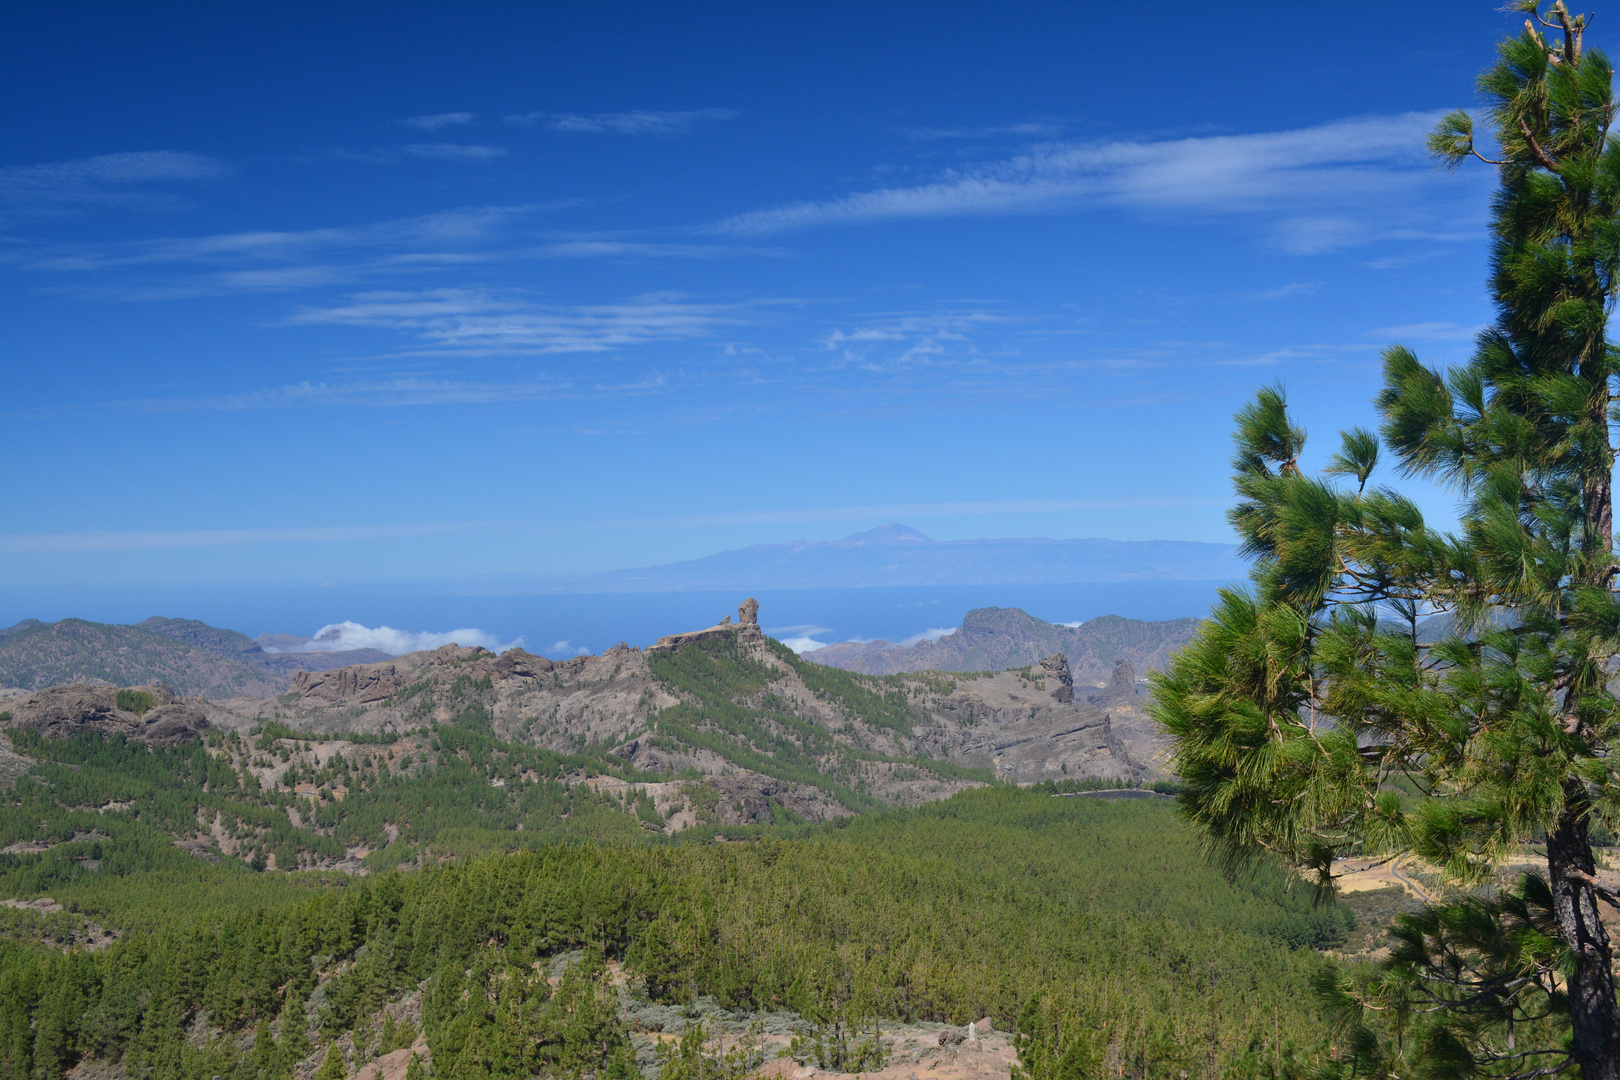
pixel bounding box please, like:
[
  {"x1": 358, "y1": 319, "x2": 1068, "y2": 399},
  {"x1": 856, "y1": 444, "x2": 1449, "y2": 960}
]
[
  {"x1": 507, "y1": 108, "x2": 737, "y2": 136},
  {"x1": 0, "y1": 151, "x2": 228, "y2": 215},
  {"x1": 288, "y1": 288, "x2": 745, "y2": 355},
  {"x1": 405, "y1": 112, "x2": 478, "y2": 131},
  {"x1": 711, "y1": 112, "x2": 1473, "y2": 254}
]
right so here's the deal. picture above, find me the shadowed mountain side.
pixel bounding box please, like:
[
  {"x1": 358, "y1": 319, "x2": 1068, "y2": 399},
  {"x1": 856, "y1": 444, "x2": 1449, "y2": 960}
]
[
  {"x1": 805, "y1": 607, "x2": 1199, "y2": 685},
  {"x1": 0, "y1": 618, "x2": 395, "y2": 698},
  {"x1": 526, "y1": 523, "x2": 1247, "y2": 592}
]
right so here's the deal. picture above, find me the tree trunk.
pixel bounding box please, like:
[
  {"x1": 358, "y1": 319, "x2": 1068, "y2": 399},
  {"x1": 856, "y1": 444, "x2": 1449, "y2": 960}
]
[{"x1": 1547, "y1": 806, "x2": 1620, "y2": 1078}]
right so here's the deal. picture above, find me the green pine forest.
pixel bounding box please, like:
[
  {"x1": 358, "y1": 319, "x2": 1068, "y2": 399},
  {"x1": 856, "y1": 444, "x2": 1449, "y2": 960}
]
[{"x1": 0, "y1": 783, "x2": 1358, "y2": 1080}]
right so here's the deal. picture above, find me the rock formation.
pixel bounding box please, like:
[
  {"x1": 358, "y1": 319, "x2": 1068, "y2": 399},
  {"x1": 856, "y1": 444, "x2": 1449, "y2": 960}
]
[
  {"x1": 292, "y1": 663, "x2": 405, "y2": 703},
  {"x1": 651, "y1": 598, "x2": 763, "y2": 651},
  {"x1": 1037, "y1": 653, "x2": 1074, "y2": 703},
  {"x1": 492, "y1": 648, "x2": 553, "y2": 679},
  {"x1": 4, "y1": 683, "x2": 210, "y2": 746},
  {"x1": 1088, "y1": 658, "x2": 1138, "y2": 707}
]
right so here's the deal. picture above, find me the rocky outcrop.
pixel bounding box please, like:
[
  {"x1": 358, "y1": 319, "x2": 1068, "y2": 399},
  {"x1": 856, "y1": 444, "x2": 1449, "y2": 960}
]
[
  {"x1": 292, "y1": 662, "x2": 405, "y2": 703},
  {"x1": 4, "y1": 683, "x2": 210, "y2": 746},
  {"x1": 493, "y1": 648, "x2": 554, "y2": 679},
  {"x1": 1038, "y1": 653, "x2": 1074, "y2": 703},
  {"x1": 650, "y1": 624, "x2": 735, "y2": 651},
  {"x1": 651, "y1": 599, "x2": 767, "y2": 651},
  {"x1": 910, "y1": 668, "x2": 1146, "y2": 784},
  {"x1": 1088, "y1": 658, "x2": 1138, "y2": 707}
]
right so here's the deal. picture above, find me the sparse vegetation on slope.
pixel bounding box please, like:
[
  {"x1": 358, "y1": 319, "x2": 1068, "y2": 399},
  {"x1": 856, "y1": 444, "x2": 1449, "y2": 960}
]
[{"x1": 645, "y1": 635, "x2": 993, "y2": 813}]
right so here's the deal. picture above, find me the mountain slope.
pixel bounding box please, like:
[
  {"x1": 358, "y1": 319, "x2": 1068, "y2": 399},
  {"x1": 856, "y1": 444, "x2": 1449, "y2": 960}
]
[
  {"x1": 0, "y1": 618, "x2": 397, "y2": 697},
  {"x1": 0, "y1": 619, "x2": 286, "y2": 698},
  {"x1": 806, "y1": 606, "x2": 1198, "y2": 684},
  {"x1": 530, "y1": 522, "x2": 1246, "y2": 592}
]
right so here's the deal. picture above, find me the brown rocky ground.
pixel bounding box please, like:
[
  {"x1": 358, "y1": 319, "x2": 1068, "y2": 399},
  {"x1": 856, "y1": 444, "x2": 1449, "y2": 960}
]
[{"x1": 749, "y1": 1022, "x2": 1014, "y2": 1080}]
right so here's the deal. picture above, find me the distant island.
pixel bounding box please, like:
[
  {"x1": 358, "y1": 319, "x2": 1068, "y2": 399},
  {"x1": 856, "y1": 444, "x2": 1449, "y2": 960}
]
[{"x1": 510, "y1": 522, "x2": 1247, "y2": 592}]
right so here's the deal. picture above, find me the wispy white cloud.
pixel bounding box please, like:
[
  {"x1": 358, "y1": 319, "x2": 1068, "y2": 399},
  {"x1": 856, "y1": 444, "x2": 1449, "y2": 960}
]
[
  {"x1": 547, "y1": 640, "x2": 592, "y2": 657},
  {"x1": 405, "y1": 112, "x2": 478, "y2": 131},
  {"x1": 778, "y1": 636, "x2": 831, "y2": 654},
  {"x1": 28, "y1": 205, "x2": 544, "y2": 275},
  {"x1": 532, "y1": 240, "x2": 773, "y2": 260},
  {"x1": 766, "y1": 624, "x2": 835, "y2": 638},
  {"x1": 1244, "y1": 281, "x2": 1321, "y2": 300},
  {"x1": 112, "y1": 376, "x2": 576, "y2": 413},
  {"x1": 897, "y1": 627, "x2": 956, "y2": 646},
  {"x1": 1367, "y1": 321, "x2": 1487, "y2": 342},
  {"x1": 778, "y1": 624, "x2": 955, "y2": 654},
  {"x1": 904, "y1": 121, "x2": 1063, "y2": 141},
  {"x1": 0, "y1": 520, "x2": 501, "y2": 553},
  {"x1": 508, "y1": 108, "x2": 738, "y2": 136},
  {"x1": 288, "y1": 288, "x2": 744, "y2": 355},
  {"x1": 0, "y1": 151, "x2": 227, "y2": 214},
  {"x1": 712, "y1": 112, "x2": 1463, "y2": 253},
  {"x1": 20, "y1": 207, "x2": 767, "y2": 298},
  {"x1": 403, "y1": 143, "x2": 507, "y2": 162},
  {"x1": 272, "y1": 620, "x2": 519, "y2": 655},
  {"x1": 822, "y1": 310, "x2": 1003, "y2": 369}
]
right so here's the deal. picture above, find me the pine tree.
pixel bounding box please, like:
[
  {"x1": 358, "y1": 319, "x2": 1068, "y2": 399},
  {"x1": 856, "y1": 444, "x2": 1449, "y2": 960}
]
[
  {"x1": 1149, "y1": 4, "x2": 1620, "y2": 1076},
  {"x1": 316, "y1": 1044, "x2": 347, "y2": 1080}
]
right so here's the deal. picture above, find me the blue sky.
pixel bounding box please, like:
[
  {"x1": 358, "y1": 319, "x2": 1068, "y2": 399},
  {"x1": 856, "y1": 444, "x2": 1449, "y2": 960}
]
[{"x1": 1, "y1": 2, "x2": 1522, "y2": 595}]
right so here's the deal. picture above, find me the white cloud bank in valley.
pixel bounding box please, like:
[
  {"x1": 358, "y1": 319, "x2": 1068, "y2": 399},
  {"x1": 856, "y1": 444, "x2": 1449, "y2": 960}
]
[
  {"x1": 898, "y1": 627, "x2": 956, "y2": 647},
  {"x1": 267, "y1": 621, "x2": 520, "y2": 656},
  {"x1": 773, "y1": 624, "x2": 955, "y2": 655}
]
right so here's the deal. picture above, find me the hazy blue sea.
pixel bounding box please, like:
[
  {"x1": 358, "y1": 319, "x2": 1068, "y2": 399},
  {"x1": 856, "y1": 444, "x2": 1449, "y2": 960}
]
[{"x1": 0, "y1": 580, "x2": 1235, "y2": 657}]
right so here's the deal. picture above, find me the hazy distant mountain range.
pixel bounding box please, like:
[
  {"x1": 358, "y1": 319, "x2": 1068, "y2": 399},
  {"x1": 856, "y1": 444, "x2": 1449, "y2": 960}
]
[
  {"x1": 0, "y1": 617, "x2": 389, "y2": 699},
  {"x1": 530, "y1": 523, "x2": 1247, "y2": 593}
]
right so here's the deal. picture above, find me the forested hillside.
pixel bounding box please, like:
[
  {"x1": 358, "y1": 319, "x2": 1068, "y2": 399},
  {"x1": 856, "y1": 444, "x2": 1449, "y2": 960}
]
[{"x1": 0, "y1": 787, "x2": 1350, "y2": 1080}]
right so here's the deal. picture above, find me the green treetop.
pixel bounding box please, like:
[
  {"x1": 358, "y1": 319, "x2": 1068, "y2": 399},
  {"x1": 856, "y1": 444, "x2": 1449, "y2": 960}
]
[{"x1": 1150, "y1": 3, "x2": 1620, "y2": 1077}]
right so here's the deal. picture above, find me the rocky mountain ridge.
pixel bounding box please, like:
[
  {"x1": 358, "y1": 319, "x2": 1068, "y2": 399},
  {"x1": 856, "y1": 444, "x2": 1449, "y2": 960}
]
[
  {"x1": 0, "y1": 599, "x2": 1173, "y2": 848},
  {"x1": 222, "y1": 599, "x2": 1167, "y2": 805},
  {"x1": 805, "y1": 605, "x2": 1198, "y2": 684}
]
